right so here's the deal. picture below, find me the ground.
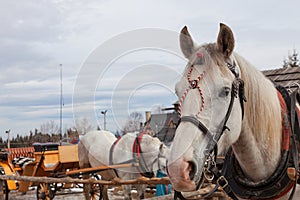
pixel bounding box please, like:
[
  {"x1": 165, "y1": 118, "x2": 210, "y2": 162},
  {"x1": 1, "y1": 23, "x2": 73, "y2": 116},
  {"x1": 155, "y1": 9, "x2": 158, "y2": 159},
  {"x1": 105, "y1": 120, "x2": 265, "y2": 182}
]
[
  {"x1": 7, "y1": 185, "x2": 300, "y2": 199},
  {"x1": 7, "y1": 186, "x2": 156, "y2": 200}
]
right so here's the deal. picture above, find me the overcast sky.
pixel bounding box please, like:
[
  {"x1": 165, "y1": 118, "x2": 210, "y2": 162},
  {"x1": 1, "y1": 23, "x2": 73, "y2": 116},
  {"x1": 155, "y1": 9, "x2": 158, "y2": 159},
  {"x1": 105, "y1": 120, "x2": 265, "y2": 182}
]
[{"x1": 1, "y1": 0, "x2": 300, "y2": 138}]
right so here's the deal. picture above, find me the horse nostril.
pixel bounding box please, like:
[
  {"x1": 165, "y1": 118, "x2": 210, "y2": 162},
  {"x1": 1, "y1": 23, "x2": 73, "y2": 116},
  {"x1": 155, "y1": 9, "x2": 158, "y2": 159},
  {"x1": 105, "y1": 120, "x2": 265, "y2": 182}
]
[{"x1": 188, "y1": 161, "x2": 197, "y2": 180}]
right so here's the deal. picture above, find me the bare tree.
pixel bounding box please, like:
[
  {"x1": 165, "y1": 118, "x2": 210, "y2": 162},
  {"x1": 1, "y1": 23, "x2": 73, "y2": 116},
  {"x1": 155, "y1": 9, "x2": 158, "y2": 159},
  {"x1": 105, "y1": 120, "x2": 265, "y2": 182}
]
[
  {"x1": 40, "y1": 120, "x2": 59, "y2": 134},
  {"x1": 123, "y1": 112, "x2": 144, "y2": 133},
  {"x1": 74, "y1": 117, "x2": 94, "y2": 135}
]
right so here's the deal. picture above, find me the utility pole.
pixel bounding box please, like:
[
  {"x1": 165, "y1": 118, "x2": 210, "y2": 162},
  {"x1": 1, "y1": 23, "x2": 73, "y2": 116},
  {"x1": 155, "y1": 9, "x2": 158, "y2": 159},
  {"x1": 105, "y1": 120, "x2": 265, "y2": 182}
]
[
  {"x1": 101, "y1": 110, "x2": 107, "y2": 130},
  {"x1": 60, "y1": 64, "x2": 65, "y2": 141},
  {"x1": 5, "y1": 129, "x2": 10, "y2": 149}
]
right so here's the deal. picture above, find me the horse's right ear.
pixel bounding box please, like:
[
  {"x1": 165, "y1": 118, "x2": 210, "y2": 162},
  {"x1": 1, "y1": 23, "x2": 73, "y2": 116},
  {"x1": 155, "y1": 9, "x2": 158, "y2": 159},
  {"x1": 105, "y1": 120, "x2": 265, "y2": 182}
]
[{"x1": 180, "y1": 26, "x2": 195, "y2": 59}]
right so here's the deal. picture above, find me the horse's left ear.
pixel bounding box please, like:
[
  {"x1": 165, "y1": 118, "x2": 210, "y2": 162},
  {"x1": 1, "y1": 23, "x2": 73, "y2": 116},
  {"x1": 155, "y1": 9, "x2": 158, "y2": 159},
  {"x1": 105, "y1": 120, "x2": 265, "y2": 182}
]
[
  {"x1": 159, "y1": 143, "x2": 164, "y2": 151},
  {"x1": 217, "y1": 23, "x2": 235, "y2": 57}
]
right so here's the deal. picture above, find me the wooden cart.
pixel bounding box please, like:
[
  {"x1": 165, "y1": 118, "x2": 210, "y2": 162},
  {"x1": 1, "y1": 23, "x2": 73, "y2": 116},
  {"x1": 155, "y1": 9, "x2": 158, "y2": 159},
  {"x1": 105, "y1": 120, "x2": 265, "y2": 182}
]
[
  {"x1": 18, "y1": 143, "x2": 83, "y2": 199},
  {"x1": 0, "y1": 143, "x2": 138, "y2": 200}
]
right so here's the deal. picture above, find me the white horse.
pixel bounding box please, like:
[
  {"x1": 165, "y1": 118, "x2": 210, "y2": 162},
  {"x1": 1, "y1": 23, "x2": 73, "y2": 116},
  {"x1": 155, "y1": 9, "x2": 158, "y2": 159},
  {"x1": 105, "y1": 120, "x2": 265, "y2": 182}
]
[
  {"x1": 78, "y1": 130, "x2": 169, "y2": 200},
  {"x1": 168, "y1": 23, "x2": 299, "y2": 199}
]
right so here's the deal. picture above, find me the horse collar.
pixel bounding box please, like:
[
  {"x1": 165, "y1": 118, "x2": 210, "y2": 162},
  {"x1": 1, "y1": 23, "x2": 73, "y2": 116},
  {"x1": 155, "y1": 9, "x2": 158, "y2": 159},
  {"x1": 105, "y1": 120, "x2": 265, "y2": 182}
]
[{"x1": 219, "y1": 86, "x2": 298, "y2": 200}]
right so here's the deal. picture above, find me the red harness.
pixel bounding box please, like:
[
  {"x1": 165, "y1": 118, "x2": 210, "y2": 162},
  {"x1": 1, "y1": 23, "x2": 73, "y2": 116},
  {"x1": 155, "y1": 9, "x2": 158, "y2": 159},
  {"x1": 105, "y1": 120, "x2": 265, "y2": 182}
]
[
  {"x1": 132, "y1": 131, "x2": 146, "y2": 157},
  {"x1": 132, "y1": 132, "x2": 154, "y2": 178},
  {"x1": 278, "y1": 91, "x2": 291, "y2": 151},
  {"x1": 274, "y1": 91, "x2": 295, "y2": 198}
]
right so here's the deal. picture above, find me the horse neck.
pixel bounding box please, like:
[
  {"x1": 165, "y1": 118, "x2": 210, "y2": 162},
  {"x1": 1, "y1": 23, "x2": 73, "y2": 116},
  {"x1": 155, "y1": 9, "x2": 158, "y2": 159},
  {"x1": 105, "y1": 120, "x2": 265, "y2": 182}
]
[{"x1": 232, "y1": 54, "x2": 282, "y2": 182}]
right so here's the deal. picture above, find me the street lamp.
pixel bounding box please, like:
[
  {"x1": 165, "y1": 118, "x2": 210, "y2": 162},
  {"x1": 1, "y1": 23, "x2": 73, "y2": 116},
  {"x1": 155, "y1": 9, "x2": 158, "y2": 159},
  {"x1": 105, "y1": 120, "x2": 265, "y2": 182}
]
[
  {"x1": 101, "y1": 110, "x2": 107, "y2": 130},
  {"x1": 5, "y1": 129, "x2": 10, "y2": 149}
]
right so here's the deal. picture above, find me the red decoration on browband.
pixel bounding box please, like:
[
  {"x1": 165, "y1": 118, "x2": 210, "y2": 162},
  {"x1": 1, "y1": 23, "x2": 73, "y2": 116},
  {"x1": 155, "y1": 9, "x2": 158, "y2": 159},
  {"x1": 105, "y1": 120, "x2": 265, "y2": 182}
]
[
  {"x1": 178, "y1": 65, "x2": 205, "y2": 118},
  {"x1": 196, "y1": 52, "x2": 203, "y2": 58}
]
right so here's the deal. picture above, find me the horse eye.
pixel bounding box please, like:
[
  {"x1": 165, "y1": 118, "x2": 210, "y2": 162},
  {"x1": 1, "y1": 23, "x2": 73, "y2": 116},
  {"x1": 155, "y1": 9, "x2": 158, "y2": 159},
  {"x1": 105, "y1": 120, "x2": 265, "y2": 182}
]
[{"x1": 220, "y1": 86, "x2": 231, "y2": 97}]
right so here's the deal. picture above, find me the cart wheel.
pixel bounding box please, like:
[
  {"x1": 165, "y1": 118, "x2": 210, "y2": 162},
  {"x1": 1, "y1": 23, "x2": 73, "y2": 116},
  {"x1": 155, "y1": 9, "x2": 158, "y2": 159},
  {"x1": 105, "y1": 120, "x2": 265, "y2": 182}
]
[
  {"x1": 0, "y1": 169, "x2": 9, "y2": 200},
  {"x1": 36, "y1": 183, "x2": 55, "y2": 200},
  {"x1": 84, "y1": 174, "x2": 102, "y2": 200}
]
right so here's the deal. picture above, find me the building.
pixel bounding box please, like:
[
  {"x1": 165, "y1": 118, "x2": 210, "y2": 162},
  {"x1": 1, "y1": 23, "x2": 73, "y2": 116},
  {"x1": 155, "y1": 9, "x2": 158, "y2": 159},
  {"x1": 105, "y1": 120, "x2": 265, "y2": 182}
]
[
  {"x1": 262, "y1": 67, "x2": 300, "y2": 92},
  {"x1": 144, "y1": 103, "x2": 179, "y2": 146}
]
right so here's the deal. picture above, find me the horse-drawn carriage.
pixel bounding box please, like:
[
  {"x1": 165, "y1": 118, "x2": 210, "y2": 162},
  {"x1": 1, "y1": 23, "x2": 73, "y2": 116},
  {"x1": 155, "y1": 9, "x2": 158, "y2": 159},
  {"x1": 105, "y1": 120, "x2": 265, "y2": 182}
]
[
  {"x1": 18, "y1": 143, "x2": 81, "y2": 199},
  {"x1": 0, "y1": 132, "x2": 171, "y2": 200},
  {"x1": 0, "y1": 143, "x2": 81, "y2": 199}
]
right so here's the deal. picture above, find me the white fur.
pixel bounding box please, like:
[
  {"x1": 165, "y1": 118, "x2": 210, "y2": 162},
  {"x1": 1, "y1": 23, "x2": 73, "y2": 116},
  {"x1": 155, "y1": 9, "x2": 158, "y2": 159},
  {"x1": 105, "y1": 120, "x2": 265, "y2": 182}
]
[
  {"x1": 78, "y1": 130, "x2": 169, "y2": 200},
  {"x1": 168, "y1": 24, "x2": 284, "y2": 198}
]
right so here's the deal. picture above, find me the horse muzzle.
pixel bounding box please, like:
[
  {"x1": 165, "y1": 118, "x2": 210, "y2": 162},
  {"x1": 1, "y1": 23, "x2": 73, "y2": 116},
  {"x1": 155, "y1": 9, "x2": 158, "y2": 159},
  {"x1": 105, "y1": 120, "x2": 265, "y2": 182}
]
[{"x1": 168, "y1": 156, "x2": 204, "y2": 192}]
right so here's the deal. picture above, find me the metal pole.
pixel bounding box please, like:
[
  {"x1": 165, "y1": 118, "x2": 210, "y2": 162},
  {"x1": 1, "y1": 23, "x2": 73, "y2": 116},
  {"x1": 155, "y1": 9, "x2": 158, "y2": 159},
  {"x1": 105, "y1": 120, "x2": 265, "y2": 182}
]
[
  {"x1": 60, "y1": 64, "x2": 64, "y2": 140},
  {"x1": 104, "y1": 112, "x2": 107, "y2": 130},
  {"x1": 5, "y1": 129, "x2": 10, "y2": 149},
  {"x1": 101, "y1": 110, "x2": 107, "y2": 130}
]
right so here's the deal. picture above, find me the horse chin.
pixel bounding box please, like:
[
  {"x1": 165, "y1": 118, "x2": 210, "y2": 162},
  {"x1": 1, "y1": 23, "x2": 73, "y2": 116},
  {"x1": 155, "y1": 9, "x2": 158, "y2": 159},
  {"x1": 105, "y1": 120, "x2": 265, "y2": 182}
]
[{"x1": 171, "y1": 177, "x2": 196, "y2": 192}]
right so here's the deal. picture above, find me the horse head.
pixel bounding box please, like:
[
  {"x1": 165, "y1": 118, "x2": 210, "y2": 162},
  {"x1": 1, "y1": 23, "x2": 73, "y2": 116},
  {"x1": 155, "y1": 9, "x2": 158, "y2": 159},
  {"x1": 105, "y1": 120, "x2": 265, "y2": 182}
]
[
  {"x1": 139, "y1": 134, "x2": 170, "y2": 176},
  {"x1": 168, "y1": 23, "x2": 245, "y2": 191}
]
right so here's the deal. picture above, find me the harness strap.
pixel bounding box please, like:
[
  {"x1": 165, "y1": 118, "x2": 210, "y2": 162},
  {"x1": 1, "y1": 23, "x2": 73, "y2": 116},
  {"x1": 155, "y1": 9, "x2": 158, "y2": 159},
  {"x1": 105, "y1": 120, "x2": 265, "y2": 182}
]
[
  {"x1": 109, "y1": 137, "x2": 121, "y2": 166},
  {"x1": 288, "y1": 90, "x2": 300, "y2": 200},
  {"x1": 132, "y1": 132, "x2": 155, "y2": 178},
  {"x1": 109, "y1": 137, "x2": 136, "y2": 177},
  {"x1": 180, "y1": 116, "x2": 213, "y2": 140},
  {"x1": 174, "y1": 190, "x2": 186, "y2": 200},
  {"x1": 203, "y1": 155, "x2": 239, "y2": 200}
]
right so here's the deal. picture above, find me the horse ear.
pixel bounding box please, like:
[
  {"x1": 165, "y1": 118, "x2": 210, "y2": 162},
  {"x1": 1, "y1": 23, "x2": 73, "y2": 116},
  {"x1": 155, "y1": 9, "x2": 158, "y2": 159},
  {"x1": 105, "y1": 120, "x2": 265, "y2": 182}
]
[
  {"x1": 159, "y1": 143, "x2": 164, "y2": 151},
  {"x1": 180, "y1": 26, "x2": 195, "y2": 59},
  {"x1": 217, "y1": 23, "x2": 235, "y2": 57}
]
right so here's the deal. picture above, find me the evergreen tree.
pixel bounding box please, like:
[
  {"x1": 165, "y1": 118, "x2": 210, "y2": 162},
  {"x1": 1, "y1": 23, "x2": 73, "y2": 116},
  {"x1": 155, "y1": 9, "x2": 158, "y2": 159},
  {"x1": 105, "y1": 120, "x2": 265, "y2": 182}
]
[{"x1": 283, "y1": 49, "x2": 299, "y2": 68}]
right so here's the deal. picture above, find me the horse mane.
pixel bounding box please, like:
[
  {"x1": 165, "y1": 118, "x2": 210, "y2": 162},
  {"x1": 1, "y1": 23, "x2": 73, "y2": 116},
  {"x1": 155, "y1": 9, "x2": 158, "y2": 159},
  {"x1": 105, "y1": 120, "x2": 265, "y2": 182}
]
[
  {"x1": 234, "y1": 53, "x2": 282, "y2": 155},
  {"x1": 202, "y1": 43, "x2": 282, "y2": 155},
  {"x1": 187, "y1": 43, "x2": 282, "y2": 156}
]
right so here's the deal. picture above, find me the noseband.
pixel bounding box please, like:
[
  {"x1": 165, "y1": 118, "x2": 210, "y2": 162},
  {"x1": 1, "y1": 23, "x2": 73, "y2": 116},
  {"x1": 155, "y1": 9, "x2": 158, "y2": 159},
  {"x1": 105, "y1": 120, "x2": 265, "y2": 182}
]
[{"x1": 178, "y1": 59, "x2": 247, "y2": 189}]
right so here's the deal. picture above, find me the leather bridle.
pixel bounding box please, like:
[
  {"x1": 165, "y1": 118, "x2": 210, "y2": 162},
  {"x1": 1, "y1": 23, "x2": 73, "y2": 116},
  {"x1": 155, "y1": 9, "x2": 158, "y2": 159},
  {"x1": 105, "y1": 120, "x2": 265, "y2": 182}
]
[
  {"x1": 173, "y1": 59, "x2": 247, "y2": 199},
  {"x1": 180, "y1": 59, "x2": 246, "y2": 165}
]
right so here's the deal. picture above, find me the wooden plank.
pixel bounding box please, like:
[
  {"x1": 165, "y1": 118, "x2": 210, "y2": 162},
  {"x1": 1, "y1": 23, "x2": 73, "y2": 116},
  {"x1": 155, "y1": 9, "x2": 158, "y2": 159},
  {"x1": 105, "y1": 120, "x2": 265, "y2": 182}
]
[
  {"x1": 59, "y1": 145, "x2": 79, "y2": 163},
  {"x1": 0, "y1": 175, "x2": 170, "y2": 186},
  {"x1": 0, "y1": 162, "x2": 17, "y2": 190},
  {"x1": 18, "y1": 163, "x2": 35, "y2": 193}
]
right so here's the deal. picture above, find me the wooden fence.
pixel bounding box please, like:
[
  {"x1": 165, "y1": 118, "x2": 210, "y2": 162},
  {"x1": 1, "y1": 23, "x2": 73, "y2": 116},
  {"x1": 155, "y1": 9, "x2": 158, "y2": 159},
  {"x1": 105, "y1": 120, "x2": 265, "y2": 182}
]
[{"x1": 0, "y1": 175, "x2": 227, "y2": 200}]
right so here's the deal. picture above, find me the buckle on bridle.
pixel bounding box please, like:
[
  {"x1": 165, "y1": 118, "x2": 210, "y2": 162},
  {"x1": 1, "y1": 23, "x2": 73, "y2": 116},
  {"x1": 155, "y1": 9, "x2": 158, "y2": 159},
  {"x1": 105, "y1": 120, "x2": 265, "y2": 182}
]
[{"x1": 217, "y1": 176, "x2": 228, "y2": 189}]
